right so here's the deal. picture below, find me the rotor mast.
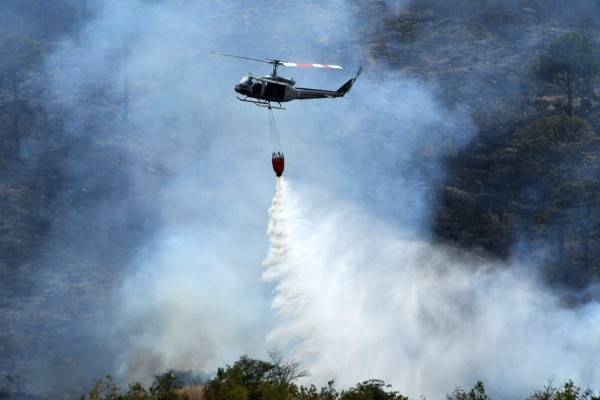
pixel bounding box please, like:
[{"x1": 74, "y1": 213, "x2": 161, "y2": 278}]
[{"x1": 270, "y1": 60, "x2": 282, "y2": 77}]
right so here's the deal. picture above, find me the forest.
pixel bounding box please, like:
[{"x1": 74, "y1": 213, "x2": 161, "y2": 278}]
[{"x1": 80, "y1": 354, "x2": 599, "y2": 400}]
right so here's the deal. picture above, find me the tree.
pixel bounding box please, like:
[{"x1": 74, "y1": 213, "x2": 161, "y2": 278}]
[
  {"x1": 202, "y1": 353, "x2": 315, "y2": 400},
  {"x1": 527, "y1": 379, "x2": 600, "y2": 400},
  {"x1": 536, "y1": 179, "x2": 600, "y2": 263},
  {"x1": 510, "y1": 115, "x2": 600, "y2": 187},
  {"x1": 268, "y1": 348, "x2": 310, "y2": 385},
  {"x1": 510, "y1": 115, "x2": 600, "y2": 282},
  {"x1": 447, "y1": 381, "x2": 489, "y2": 400},
  {"x1": 87, "y1": 373, "x2": 182, "y2": 400},
  {"x1": 124, "y1": 382, "x2": 150, "y2": 400},
  {"x1": 149, "y1": 371, "x2": 182, "y2": 400},
  {"x1": 298, "y1": 381, "x2": 339, "y2": 400},
  {"x1": 530, "y1": 32, "x2": 599, "y2": 115},
  {"x1": 89, "y1": 375, "x2": 121, "y2": 400},
  {"x1": 340, "y1": 380, "x2": 409, "y2": 400},
  {"x1": 202, "y1": 355, "x2": 278, "y2": 400}
]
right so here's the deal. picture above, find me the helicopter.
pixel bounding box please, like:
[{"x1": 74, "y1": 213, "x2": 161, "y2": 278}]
[{"x1": 211, "y1": 51, "x2": 362, "y2": 110}]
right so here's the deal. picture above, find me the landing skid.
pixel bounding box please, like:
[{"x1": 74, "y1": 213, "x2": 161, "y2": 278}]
[{"x1": 236, "y1": 96, "x2": 285, "y2": 110}]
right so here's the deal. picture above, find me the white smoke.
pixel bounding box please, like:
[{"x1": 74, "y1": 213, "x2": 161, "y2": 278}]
[{"x1": 261, "y1": 178, "x2": 600, "y2": 399}]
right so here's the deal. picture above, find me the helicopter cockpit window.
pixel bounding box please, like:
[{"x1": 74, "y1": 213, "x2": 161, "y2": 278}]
[
  {"x1": 251, "y1": 78, "x2": 262, "y2": 95},
  {"x1": 239, "y1": 76, "x2": 253, "y2": 86}
]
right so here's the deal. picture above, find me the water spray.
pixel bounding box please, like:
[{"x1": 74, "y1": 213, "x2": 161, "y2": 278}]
[{"x1": 262, "y1": 177, "x2": 288, "y2": 271}]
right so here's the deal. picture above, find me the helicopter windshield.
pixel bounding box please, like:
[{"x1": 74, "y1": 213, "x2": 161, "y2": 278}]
[{"x1": 239, "y1": 75, "x2": 254, "y2": 86}]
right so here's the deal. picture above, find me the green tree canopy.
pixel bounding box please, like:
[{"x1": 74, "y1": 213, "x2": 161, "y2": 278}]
[
  {"x1": 340, "y1": 380, "x2": 409, "y2": 400},
  {"x1": 85, "y1": 365, "x2": 600, "y2": 400},
  {"x1": 202, "y1": 355, "x2": 292, "y2": 400},
  {"x1": 447, "y1": 380, "x2": 489, "y2": 400}
]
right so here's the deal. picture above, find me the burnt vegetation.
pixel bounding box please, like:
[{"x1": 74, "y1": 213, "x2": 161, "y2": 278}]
[
  {"x1": 0, "y1": 0, "x2": 161, "y2": 394},
  {"x1": 356, "y1": 0, "x2": 600, "y2": 292}
]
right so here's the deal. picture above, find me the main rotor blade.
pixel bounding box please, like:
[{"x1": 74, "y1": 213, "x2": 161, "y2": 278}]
[
  {"x1": 281, "y1": 62, "x2": 343, "y2": 69},
  {"x1": 211, "y1": 51, "x2": 272, "y2": 64},
  {"x1": 212, "y1": 52, "x2": 344, "y2": 70}
]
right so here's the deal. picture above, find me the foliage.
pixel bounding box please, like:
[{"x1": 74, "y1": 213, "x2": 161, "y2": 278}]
[
  {"x1": 447, "y1": 381, "x2": 489, "y2": 400},
  {"x1": 200, "y1": 351, "x2": 317, "y2": 400},
  {"x1": 297, "y1": 381, "x2": 339, "y2": 400},
  {"x1": 89, "y1": 375, "x2": 122, "y2": 400},
  {"x1": 176, "y1": 385, "x2": 204, "y2": 400},
  {"x1": 527, "y1": 379, "x2": 600, "y2": 400},
  {"x1": 86, "y1": 363, "x2": 600, "y2": 400},
  {"x1": 510, "y1": 115, "x2": 600, "y2": 184},
  {"x1": 507, "y1": 114, "x2": 600, "y2": 280},
  {"x1": 530, "y1": 32, "x2": 599, "y2": 115},
  {"x1": 340, "y1": 379, "x2": 409, "y2": 400},
  {"x1": 86, "y1": 373, "x2": 183, "y2": 400},
  {"x1": 202, "y1": 354, "x2": 286, "y2": 400},
  {"x1": 150, "y1": 371, "x2": 182, "y2": 400},
  {"x1": 432, "y1": 29, "x2": 600, "y2": 287},
  {"x1": 124, "y1": 382, "x2": 150, "y2": 400},
  {"x1": 163, "y1": 356, "x2": 412, "y2": 400},
  {"x1": 536, "y1": 179, "x2": 600, "y2": 257}
]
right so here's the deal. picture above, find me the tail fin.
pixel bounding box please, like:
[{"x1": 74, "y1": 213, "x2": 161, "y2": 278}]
[{"x1": 336, "y1": 67, "x2": 363, "y2": 95}]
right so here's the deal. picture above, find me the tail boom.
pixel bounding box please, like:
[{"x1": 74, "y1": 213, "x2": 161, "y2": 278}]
[{"x1": 294, "y1": 67, "x2": 363, "y2": 100}]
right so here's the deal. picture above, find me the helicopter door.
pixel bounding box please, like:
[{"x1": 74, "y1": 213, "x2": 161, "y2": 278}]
[
  {"x1": 263, "y1": 82, "x2": 286, "y2": 101},
  {"x1": 251, "y1": 79, "x2": 263, "y2": 97}
]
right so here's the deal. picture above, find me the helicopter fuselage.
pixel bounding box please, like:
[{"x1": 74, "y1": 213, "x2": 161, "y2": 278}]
[
  {"x1": 235, "y1": 74, "x2": 297, "y2": 103},
  {"x1": 234, "y1": 70, "x2": 361, "y2": 107}
]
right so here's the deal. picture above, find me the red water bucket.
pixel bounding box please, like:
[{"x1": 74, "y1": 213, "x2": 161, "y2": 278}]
[{"x1": 272, "y1": 154, "x2": 285, "y2": 177}]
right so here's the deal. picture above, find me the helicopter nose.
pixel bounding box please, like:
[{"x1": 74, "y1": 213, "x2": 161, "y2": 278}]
[{"x1": 235, "y1": 84, "x2": 250, "y2": 96}]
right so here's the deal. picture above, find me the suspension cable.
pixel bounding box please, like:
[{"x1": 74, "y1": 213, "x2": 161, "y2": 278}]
[
  {"x1": 268, "y1": 106, "x2": 285, "y2": 177},
  {"x1": 269, "y1": 107, "x2": 283, "y2": 156}
]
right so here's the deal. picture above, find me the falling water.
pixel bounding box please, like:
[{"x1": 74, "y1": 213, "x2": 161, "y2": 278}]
[{"x1": 259, "y1": 178, "x2": 600, "y2": 399}]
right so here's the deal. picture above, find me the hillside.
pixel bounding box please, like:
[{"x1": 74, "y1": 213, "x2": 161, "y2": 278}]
[
  {"x1": 357, "y1": 2, "x2": 600, "y2": 292},
  {"x1": 1, "y1": 0, "x2": 600, "y2": 397}
]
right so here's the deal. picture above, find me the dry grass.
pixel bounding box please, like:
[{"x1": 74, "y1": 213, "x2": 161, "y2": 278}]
[{"x1": 177, "y1": 385, "x2": 204, "y2": 400}]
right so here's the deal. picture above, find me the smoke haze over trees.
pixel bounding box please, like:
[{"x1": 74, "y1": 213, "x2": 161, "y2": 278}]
[{"x1": 0, "y1": 0, "x2": 600, "y2": 399}]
